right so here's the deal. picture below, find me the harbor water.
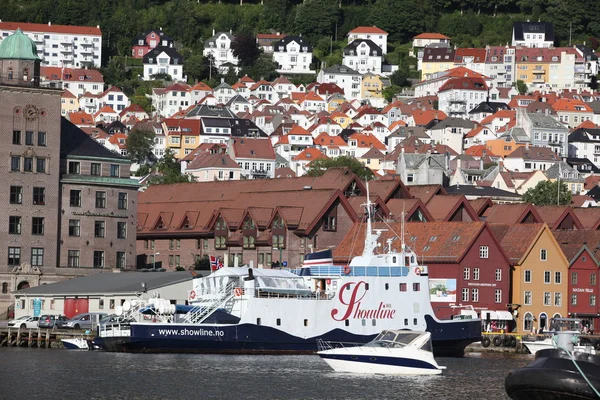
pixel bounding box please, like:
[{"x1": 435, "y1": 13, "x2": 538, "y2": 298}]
[{"x1": 0, "y1": 348, "x2": 529, "y2": 399}]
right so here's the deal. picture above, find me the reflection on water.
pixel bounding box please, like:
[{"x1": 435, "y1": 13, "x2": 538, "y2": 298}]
[{"x1": 0, "y1": 348, "x2": 530, "y2": 400}]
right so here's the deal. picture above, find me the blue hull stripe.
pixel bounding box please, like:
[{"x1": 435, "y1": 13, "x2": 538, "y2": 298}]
[{"x1": 319, "y1": 354, "x2": 438, "y2": 370}]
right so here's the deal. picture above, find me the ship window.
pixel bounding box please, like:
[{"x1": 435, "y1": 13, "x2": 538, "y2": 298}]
[
  {"x1": 413, "y1": 318, "x2": 418, "y2": 325},
  {"x1": 304, "y1": 319, "x2": 308, "y2": 326},
  {"x1": 413, "y1": 283, "x2": 421, "y2": 291},
  {"x1": 362, "y1": 319, "x2": 366, "y2": 326},
  {"x1": 404, "y1": 318, "x2": 408, "y2": 325},
  {"x1": 372, "y1": 319, "x2": 376, "y2": 326},
  {"x1": 276, "y1": 318, "x2": 281, "y2": 326},
  {"x1": 365, "y1": 283, "x2": 369, "y2": 290},
  {"x1": 385, "y1": 283, "x2": 389, "y2": 290},
  {"x1": 345, "y1": 320, "x2": 349, "y2": 327},
  {"x1": 399, "y1": 283, "x2": 407, "y2": 292},
  {"x1": 393, "y1": 256, "x2": 397, "y2": 263},
  {"x1": 257, "y1": 318, "x2": 261, "y2": 325},
  {"x1": 351, "y1": 356, "x2": 358, "y2": 360},
  {"x1": 370, "y1": 357, "x2": 377, "y2": 361}
]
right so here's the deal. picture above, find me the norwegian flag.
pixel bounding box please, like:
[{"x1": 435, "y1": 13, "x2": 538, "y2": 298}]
[{"x1": 210, "y1": 255, "x2": 224, "y2": 271}]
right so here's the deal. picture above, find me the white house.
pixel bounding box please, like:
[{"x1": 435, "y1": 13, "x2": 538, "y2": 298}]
[
  {"x1": 151, "y1": 83, "x2": 192, "y2": 118},
  {"x1": 568, "y1": 127, "x2": 600, "y2": 166},
  {"x1": 428, "y1": 117, "x2": 475, "y2": 155},
  {"x1": 437, "y1": 77, "x2": 489, "y2": 119},
  {"x1": 143, "y1": 46, "x2": 184, "y2": 81},
  {"x1": 97, "y1": 86, "x2": 130, "y2": 113},
  {"x1": 347, "y1": 26, "x2": 388, "y2": 55},
  {"x1": 0, "y1": 21, "x2": 102, "y2": 68},
  {"x1": 272, "y1": 36, "x2": 314, "y2": 74},
  {"x1": 230, "y1": 137, "x2": 276, "y2": 179},
  {"x1": 39, "y1": 66, "x2": 104, "y2": 98},
  {"x1": 203, "y1": 30, "x2": 239, "y2": 69},
  {"x1": 317, "y1": 64, "x2": 362, "y2": 100},
  {"x1": 511, "y1": 21, "x2": 555, "y2": 48},
  {"x1": 503, "y1": 144, "x2": 561, "y2": 172},
  {"x1": 342, "y1": 39, "x2": 383, "y2": 74}
]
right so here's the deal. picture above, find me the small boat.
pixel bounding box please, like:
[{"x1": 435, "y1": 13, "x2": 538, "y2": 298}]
[
  {"x1": 61, "y1": 337, "x2": 92, "y2": 350},
  {"x1": 317, "y1": 329, "x2": 446, "y2": 375},
  {"x1": 521, "y1": 318, "x2": 589, "y2": 356},
  {"x1": 505, "y1": 331, "x2": 600, "y2": 400}
]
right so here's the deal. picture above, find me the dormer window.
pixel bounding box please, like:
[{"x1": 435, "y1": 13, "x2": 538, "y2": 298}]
[
  {"x1": 215, "y1": 216, "x2": 227, "y2": 230},
  {"x1": 243, "y1": 216, "x2": 255, "y2": 229},
  {"x1": 272, "y1": 215, "x2": 284, "y2": 229}
]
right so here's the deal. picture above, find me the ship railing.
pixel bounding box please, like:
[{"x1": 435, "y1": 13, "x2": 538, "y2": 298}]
[
  {"x1": 289, "y1": 265, "x2": 412, "y2": 277},
  {"x1": 256, "y1": 289, "x2": 336, "y2": 300},
  {"x1": 98, "y1": 322, "x2": 131, "y2": 338},
  {"x1": 184, "y1": 282, "x2": 237, "y2": 324},
  {"x1": 317, "y1": 339, "x2": 364, "y2": 352}
]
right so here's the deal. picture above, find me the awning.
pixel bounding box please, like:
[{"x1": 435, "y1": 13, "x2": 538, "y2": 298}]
[
  {"x1": 481, "y1": 311, "x2": 498, "y2": 320},
  {"x1": 496, "y1": 311, "x2": 514, "y2": 320},
  {"x1": 481, "y1": 310, "x2": 513, "y2": 320}
]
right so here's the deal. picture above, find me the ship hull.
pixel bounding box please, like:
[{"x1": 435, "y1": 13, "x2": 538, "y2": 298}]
[{"x1": 95, "y1": 315, "x2": 481, "y2": 357}]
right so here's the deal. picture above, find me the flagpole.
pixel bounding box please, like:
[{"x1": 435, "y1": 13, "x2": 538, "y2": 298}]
[{"x1": 557, "y1": 162, "x2": 561, "y2": 205}]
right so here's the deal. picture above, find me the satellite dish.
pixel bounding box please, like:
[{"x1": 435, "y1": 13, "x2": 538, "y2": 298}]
[
  {"x1": 115, "y1": 306, "x2": 123, "y2": 316},
  {"x1": 131, "y1": 299, "x2": 138, "y2": 307},
  {"x1": 123, "y1": 301, "x2": 131, "y2": 312}
]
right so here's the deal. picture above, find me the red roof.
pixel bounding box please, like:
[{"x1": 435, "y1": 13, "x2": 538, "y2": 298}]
[
  {"x1": 348, "y1": 132, "x2": 386, "y2": 151},
  {"x1": 293, "y1": 148, "x2": 328, "y2": 162},
  {"x1": 465, "y1": 144, "x2": 497, "y2": 157},
  {"x1": 413, "y1": 33, "x2": 450, "y2": 40},
  {"x1": 0, "y1": 21, "x2": 101, "y2": 35},
  {"x1": 40, "y1": 66, "x2": 104, "y2": 83},
  {"x1": 256, "y1": 33, "x2": 286, "y2": 40},
  {"x1": 438, "y1": 77, "x2": 488, "y2": 92},
  {"x1": 349, "y1": 26, "x2": 388, "y2": 35}
]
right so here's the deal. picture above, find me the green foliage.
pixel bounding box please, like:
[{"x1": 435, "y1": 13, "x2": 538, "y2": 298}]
[
  {"x1": 242, "y1": 58, "x2": 279, "y2": 82},
  {"x1": 383, "y1": 85, "x2": 401, "y2": 102},
  {"x1": 306, "y1": 156, "x2": 375, "y2": 180},
  {"x1": 184, "y1": 54, "x2": 211, "y2": 83},
  {"x1": 295, "y1": 0, "x2": 340, "y2": 41},
  {"x1": 194, "y1": 255, "x2": 211, "y2": 271},
  {"x1": 126, "y1": 129, "x2": 155, "y2": 164},
  {"x1": 369, "y1": 0, "x2": 426, "y2": 42},
  {"x1": 522, "y1": 180, "x2": 572, "y2": 206},
  {"x1": 231, "y1": 34, "x2": 261, "y2": 68},
  {"x1": 146, "y1": 149, "x2": 196, "y2": 185},
  {"x1": 516, "y1": 80, "x2": 528, "y2": 95}
]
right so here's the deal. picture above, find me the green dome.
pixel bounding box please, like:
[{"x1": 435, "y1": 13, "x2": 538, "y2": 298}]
[{"x1": 0, "y1": 29, "x2": 40, "y2": 61}]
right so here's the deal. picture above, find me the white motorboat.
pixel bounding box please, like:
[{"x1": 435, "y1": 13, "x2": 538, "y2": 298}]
[
  {"x1": 317, "y1": 329, "x2": 446, "y2": 375},
  {"x1": 62, "y1": 337, "x2": 92, "y2": 350},
  {"x1": 521, "y1": 318, "x2": 595, "y2": 356}
]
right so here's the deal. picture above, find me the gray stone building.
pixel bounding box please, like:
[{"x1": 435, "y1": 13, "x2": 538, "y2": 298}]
[
  {"x1": 516, "y1": 108, "x2": 569, "y2": 157},
  {"x1": 397, "y1": 149, "x2": 450, "y2": 186},
  {"x1": 0, "y1": 30, "x2": 138, "y2": 318}
]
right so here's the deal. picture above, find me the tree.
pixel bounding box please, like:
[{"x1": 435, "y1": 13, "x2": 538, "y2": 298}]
[
  {"x1": 390, "y1": 69, "x2": 411, "y2": 87},
  {"x1": 184, "y1": 54, "x2": 211, "y2": 83},
  {"x1": 306, "y1": 155, "x2": 375, "y2": 180},
  {"x1": 126, "y1": 129, "x2": 155, "y2": 164},
  {"x1": 295, "y1": 0, "x2": 340, "y2": 40},
  {"x1": 242, "y1": 58, "x2": 280, "y2": 81},
  {"x1": 147, "y1": 149, "x2": 196, "y2": 185},
  {"x1": 522, "y1": 180, "x2": 572, "y2": 206},
  {"x1": 369, "y1": 0, "x2": 426, "y2": 42},
  {"x1": 516, "y1": 80, "x2": 528, "y2": 95},
  {"x1": 231, "y1": 34, "x2": 261, "y2": 68}
]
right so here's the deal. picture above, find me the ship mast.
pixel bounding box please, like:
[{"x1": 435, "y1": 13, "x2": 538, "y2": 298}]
[{"x1": 362, "y1": 180, "x2": 381, "y2": 257}]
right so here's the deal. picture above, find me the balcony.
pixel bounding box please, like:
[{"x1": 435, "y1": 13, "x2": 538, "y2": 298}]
[
  {"x1": 80, "y1": 48, "x2": 93, "y2": 55},
  {"x1": 532, "y1": 69, "x2": 546, "y2": 75},
  {"x1": 251, "y1": 169, "x2": 269, "y2": 179},
  {"x1": 60, "y1": 37, "x2": 72, "y2": 44},
  {"x1": 80, "y1": 40, "x2": 93, "y2": 47},
  {"x1": 532, "y1": 77, "x2": 545, "y2": 84},
  {"x1": 32, "y1": 36, "x2": 44, "y2": 43},
  {"x1": 60, "y1": 46, "x2": 72, "y2": 53}
]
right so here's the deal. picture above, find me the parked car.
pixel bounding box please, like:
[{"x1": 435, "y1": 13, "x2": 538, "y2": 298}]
[
  {"x1": 64, "y1": 313, "x2": 108, "y2": 330},
  {"x1": 38, "y1": 315, "x2": 69, "y2": 329},
  {"x1": 8, "y1": 316, "x2": 40, "y2": 329}
]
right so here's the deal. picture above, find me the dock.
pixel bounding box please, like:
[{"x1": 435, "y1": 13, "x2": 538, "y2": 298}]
[{"x1": 0, "y1": 327, "x2": 94, "y2": 349}]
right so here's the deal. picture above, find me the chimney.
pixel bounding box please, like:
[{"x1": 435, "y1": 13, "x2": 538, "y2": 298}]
[
  {"x1": 48, "y1": 21, "x2": 52, "y2": 26},
  {"x1": 229, "y1": 29, "x2": 232, "y2": 34},
  {"x1": 96, "y1": 24, "x2": 100, "y2": 29},
  {"x1": 545, "y1": 108, "x2": 549, "y2": 116},
  {"x1": 221, "y1": 77, "x2": 224, "y2": 83},
  {"x1": 212, "y1": 28, "x2": 215, "y2": 36},
  {"x1": 525, "y1": 142, "x2": 530, "y2": 150}
]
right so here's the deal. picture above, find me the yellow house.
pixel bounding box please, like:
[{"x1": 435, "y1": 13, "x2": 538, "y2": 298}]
[
  {"x1": 330, "y1": 111, "x2": 352, "y2": 129},
  {"x1": 162, "y1": 119, "x2": 202, "y2": 159},
  {"x1": 515, "y1": 48, "x2": 563, "y2": 87},
  {"x1": 327, "y1": 94, "x2": 346, "y2": 113},
  {"x1": 420, "y1": 47, "x2": 455, "y2": 78},
  {"x1": 492, "y1": 224, "x2": 569, "y2": 334},
  {"x1": 358, "y1": 147, "x2": 385, "y2": 170},
  {"x1": 361, "y1": 73, "x2": 389, "y2": 101},
  {"x1": 60, "y1": 89, "x2": 79, "y2": 117}
]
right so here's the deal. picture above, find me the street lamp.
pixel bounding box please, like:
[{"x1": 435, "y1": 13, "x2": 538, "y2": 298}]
[{"x1": 153, "y1": 252, "x2": 160, "y2": 269}]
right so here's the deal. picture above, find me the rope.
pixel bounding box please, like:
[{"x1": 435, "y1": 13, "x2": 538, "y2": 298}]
[{"x1": 552, "y1": 335, "x2": 600, "y2": 398}]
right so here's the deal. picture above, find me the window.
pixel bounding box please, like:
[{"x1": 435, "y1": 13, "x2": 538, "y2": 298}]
[
  {"x1": 9, "y1": 216, "x2": 21, "y2": 234},
  {"x1": 544, "y1": 292, "x2": 551, "y2": 306},
  {"x1": 12, "y1": 130, "x2": 21, "y2": 145},
  {"x1": 68, "y1": 250, "x2": 80, "y2": 267},
  {"x1": 118, "y1": 193, "x2": 127, "y2": 210},
  {"x1": 473, "y1": 268, "x2": 480, "y2": 281},
  {"x1": 554, "y1": 292, "x2": 562, "y2": 306},
  {"x1": 2, "y1": 283, "x2": 7, "y2": 294},
  {"x1": 38, "y1": 132, "x2": 46, "y2": 146},
  {"x1": 94, "y1": 221, "x2": 105, "y2": 238},
  {"x1": 525, "y1": 270, "x2": 532, "y2": 283},
  {"x1": 31, "y1": 248, "x2": 43, "y2": 267},
  {"x1": 544, "y1": 271, "x2": 551, "y2": 284},
  {"x1": 215, "y1": 236, "x2": 226, "y2": 249},
  {"x1": 495, "y1": 269, "x2": 502, "y2": 281},
  {"x1": 95, "y1": 191, "x2": 106, "y2": 208},
  {"x1": 495, "y1": 289, "x2": 502, "y2": 303},
  {"x1": 11, "y1": 156, "x2": 20, "y2": 171},
  {"x1": 479, "y1": 246, "x2": 489, "y2": 259},
  {"x1": 540, "y1": 249, "x2": 547, "y2": 261},
  {"x1": 524, "y1": 291, "x2": 532, "y2": 305},
  {"x1": 463, "y1": 267, "x2": 470, "y2": 280},
  {"x1": 36, "y1": 158, "x2": 46, "y2": 173},
  {"x1": 93, "y1": 251, "x2": 104, "y2": 268},
  {"x1": 25, "y1": 131, "x2": 34, "y2": 145},
  {"x1": 8, "y1": 247, "x2": 20, "y2": 265},
  {"x1": 413, "y1": 283, "x2": 420, "y2": 292},
  {"x1": 462, "y1": 288, "x2": 469, "y2": 301},
  {"x1": 68, "y1": 161, "x2": 80, "y2": 174},
  {"x1": 32, "y1": 217, "x2": 44, "y2": 235},
  {"x1": 471, "y1": 288, "x2": 479, "y2": 302},
  {"x1": 324, "y1": 216, "x2": 336, "y2": 231},
  {"x1": 33, "y1": 187, "x2": 45, "y2": 205},
  {"x1": 591, "y1": 295, "x2": 597, "y2": 306},
  {"x1": 99, "y1": 299, "x2": 104, "y2": 310},
  {"x1": 117, "y1": 222, "x2": 127, "y2": 239},
  {"x1": 69, "y1": 219, "x2": 80, "y2": 237},
  {"x1": 110, "y1": 164, "x2": 120, "y2": 177},
  {"x1": 243, "y1": 235, "x2": 255, "y2": 249},
  {"x1": 70, "y1": 190, "x2": 81, "y2": 207},
  {"x1": 23, "y1": 157, "x2": 33, "y2": 172},
  {"x1": 109, "y1": 299, "x2": 115, "y2": 309},
  {"x1": 116, "y1": 252, "x2": 126, "y2": 269},
  {"x1": 592, "y1": 274, "x2": 597, "y2": 286},
  {"x1": 10, "y1": 186, "x2": 22, "y2": 204},
  {"x1": 571, "y1": 294, "x2": 577, "y2": 305},
  {"x1": 554, "y1": 272, "x2": 561, "y2": 284},
  {"x1": 91, "y1": 163, "x2": 101, "y2": 176},
  {"x1": 399, "y1": 283, "x2": 407, "y2": 292},
  {"x1": 572, "y1": 272, "x2": 578, "y2": 285}
]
